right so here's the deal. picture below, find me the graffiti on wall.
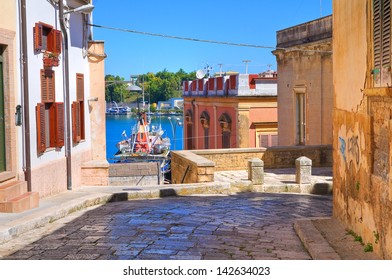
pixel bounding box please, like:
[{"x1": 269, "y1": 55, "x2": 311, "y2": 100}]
[{"x1": 338, "y1": 124, "x2": 363, "y2": 168}]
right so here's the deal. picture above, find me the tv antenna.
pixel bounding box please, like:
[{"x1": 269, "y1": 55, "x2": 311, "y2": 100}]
[{"x1": 196, "y1": 69, "x2": 206, "y2": 79}]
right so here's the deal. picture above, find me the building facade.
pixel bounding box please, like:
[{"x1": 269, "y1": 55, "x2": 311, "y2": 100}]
[
  {"x1": 334, "y1": 0, "x2": 392, "y2": 258},
  {"x1": 273, "y1": 16, "x2": 333, "y2": 146},
  {"x1": 0, "y1": 0, "x2": 107, "y2": 212},
  {"x1": 183, "y1": 71, "x2": 278, "y2": 150}
]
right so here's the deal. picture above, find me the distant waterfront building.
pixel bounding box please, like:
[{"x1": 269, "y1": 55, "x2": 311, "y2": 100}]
[
  {"x1": 182, "y1": 71, "x2": 278, "y2": 150},
  {"x1": 273, "y1": 15, "x2": 333, "y2": 146},
  {"x1": 157, "y1": 98, "x2": 184, "y2": 110}
]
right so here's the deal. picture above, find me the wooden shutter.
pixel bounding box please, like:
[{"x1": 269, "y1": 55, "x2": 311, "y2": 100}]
[
  {"x1": 47, "y1": 29, "x2": 62, "y2": 54},
  {"x1": 54, "y1": 30, "x2": 62, "y2": 54},
  {"x1": 54, "y1": 102, "x2": 64, "y2": 147},
  {"x1": 72, "y1": 102, "x2": 81, "y2": 143},
  {"x1": 36, "y1": 103, "x2": 46, "y2": 154},
  {"x1": 41, "y1": 69, "x2": 55, "y2": 102},
  {"x1": 76, "y1": 73, "x2": 84, "y2": 101},
  {"x1": 374, "y1": 0, "x2": 392, "y2": 86},
  {"x1": 33, "y1": 23, "x2": 43, "y2": 52}
]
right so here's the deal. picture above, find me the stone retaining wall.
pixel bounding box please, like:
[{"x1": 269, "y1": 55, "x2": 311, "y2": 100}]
[
  {"x1": 171, "y1": 145, "x2": 332, "y2": 184},
  {"x1": 108, "y1": 162, "x2": 161, "y2": 186}
]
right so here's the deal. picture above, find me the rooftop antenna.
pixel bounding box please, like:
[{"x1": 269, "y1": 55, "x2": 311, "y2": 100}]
[
  {"x1": 242, "y1": 60, "x2": 251, "y2": 74},
  {"x1": 196, "y1": 69, "x2": 206, "y2": 79},
  {"x1": 217, "y1": 63, "x2": 223, "y2": 76},
  {"x1": 204, "y1": 64, "x2": 213, "y2": 78}
]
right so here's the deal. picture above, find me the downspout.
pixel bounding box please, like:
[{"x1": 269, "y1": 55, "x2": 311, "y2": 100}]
[
  {"x1": 19, "y1": 0, "x2": 32, "y2": 192},
  {"x1": 58, "y1": 1, "x2": 72, "y2": 190}
]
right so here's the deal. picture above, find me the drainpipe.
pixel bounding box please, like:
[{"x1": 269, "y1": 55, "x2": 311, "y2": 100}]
[
  {"x1": 19, "y1": 0, "x2": 32, "y2": 192},
  {"x1": 58, "y1": 1, "x2": 72, "y2": 190}
]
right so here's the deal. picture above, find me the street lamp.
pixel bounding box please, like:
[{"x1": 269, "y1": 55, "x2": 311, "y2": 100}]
[{"x1": 168, "y1": 117, "x2": 183, "y2": 150}]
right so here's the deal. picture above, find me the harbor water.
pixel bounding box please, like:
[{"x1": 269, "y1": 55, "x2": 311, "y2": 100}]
[{"x1": 106, "y1": 114, "x2": 184, "y2": 163}]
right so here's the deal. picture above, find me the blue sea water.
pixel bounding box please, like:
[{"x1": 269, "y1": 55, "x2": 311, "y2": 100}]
[{"x1": 106, "y1": 114, "x2": 184, "y2": 162}]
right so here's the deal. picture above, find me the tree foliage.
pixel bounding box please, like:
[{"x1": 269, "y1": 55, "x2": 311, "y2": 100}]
[
  {"x1": 105, "y1": 75, "x2": 129, "y2": 103},
  {"x1": 105, "y1": 69, "x2": 196, "y2": 104}
]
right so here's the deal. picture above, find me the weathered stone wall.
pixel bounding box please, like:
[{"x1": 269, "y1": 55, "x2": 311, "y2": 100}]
[
  {"x1": 170, "y1": 151, "x2": 215, "y2": 184},
  {"x1": 333, "y1": 0, "x2": 392, "y2": 259}
]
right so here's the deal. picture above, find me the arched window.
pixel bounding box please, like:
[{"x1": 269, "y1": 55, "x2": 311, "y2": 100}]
[
  {"x1": 185, "y1": 110, "x2": 193, "y2": 150},
  {"x1": 200, "y1": 111, "x2": 210, "y2": 149},
  {"x1": 219, "y1": 113, "x2": 232, "y2": 148}
]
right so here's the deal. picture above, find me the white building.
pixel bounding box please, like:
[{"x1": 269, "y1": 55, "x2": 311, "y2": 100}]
[{"x1": 0, "y1": 0, "x2": 107, "y2": 212}]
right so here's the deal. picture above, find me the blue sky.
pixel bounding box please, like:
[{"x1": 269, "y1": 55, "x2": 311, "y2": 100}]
[{"x1": 92, "y1": 0, "x2": 332, "y2": 79}]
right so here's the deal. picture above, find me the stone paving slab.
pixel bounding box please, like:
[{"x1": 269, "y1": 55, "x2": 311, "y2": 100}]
[
  {"x1": 0, "y1": 193, "x2": 333, "y2": 260},
  {"x1": 0, "y1": 167, "x2": 380, "y2": 260}
]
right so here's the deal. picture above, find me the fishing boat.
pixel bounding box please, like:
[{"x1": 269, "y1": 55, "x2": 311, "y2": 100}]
[{"x1": 113, "y1": 110, "x2": 172, "y2": 175}]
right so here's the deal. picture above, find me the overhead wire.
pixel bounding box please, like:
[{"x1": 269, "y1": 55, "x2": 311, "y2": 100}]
[{"x1": 89, "y1": 23, "x2": 332, "y2": 54}]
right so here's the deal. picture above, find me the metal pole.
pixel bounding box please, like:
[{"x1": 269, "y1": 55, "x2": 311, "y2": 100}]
[{"x1": 59, "y1": 1, "x2": 72, "y2": 190}]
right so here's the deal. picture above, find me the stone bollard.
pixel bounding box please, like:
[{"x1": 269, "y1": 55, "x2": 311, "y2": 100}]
[
  {"x1": 248, "y1": 158, "x2": 264, "y2": 185},
  {"x1": 295, "y1": 156, "x2": 312, "y2": 184}
]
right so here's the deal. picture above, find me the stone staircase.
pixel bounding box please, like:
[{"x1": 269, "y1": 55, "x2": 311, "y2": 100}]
[{"x1": 0, "y1": 180, "x2": 39, "y2": 213}]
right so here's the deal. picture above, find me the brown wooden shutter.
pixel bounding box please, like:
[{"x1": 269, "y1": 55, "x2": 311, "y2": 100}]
[
  {"x1": 47, "y1": 29, "x2": 62, "y2": 54},
  {"x1": 33, "y1": 23, "x2": 43, "y2": 52},
  {"x1": 54, "y1": 30, "x2": 62, "y2": 54},
  {"x1": 55, "y1": 102, "x2": 64, "y2": 147},
  {"x1": 41, "y1": 69, "x2": 55, "y2": 102},
  {"x1": 374, "y1": 0, "x2": 392, "y2": 86},
  {"x1": 72, "y1": 102, "x2": 81, "y2": 143},
  {"x1": 76, "y1": 73, "x2": 84, "y2": 101},
  {"x1": 36, "y1": 103, "x2": 46, "y2": 154}
]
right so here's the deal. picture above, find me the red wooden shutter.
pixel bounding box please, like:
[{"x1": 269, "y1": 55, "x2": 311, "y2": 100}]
[
  {"x1": 54, "y1": 30, "x2": 62, "y2": 54},
  {"x1": 36, "y1": 103, "x2": 46, "y2": 154},
  {"x1": 76, "y1": 73, "x2": 84, "y2": 101},
  {"x1": 72, "y1": 102, "x2": 81, "y2": 143},
  {"x1": 48, "y1": 29, "x2": 62, "y2": 54},
  {"x1": 41, "y1": 69, "x2": 55, "y2": 102},
  {"x1": 33, "y1": 23, "x2": 43, "y2": 52},
  {"x1": 55, "y1": 102, "x2": 64, "y2": 147}
]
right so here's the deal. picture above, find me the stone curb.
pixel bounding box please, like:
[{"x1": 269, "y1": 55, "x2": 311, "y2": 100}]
[{"x1": 294, "y1": 218, "x2": 341, "y2": 260}]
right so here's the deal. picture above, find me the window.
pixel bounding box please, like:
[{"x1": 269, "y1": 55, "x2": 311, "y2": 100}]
[
  {"x1": 219, "y1": 113, "x2": 232, "y2": 149},
  {"x1": 373, "y1": 0, "x2": 391, "y2": 87},
  {"x1": 33, "y1": 22, "x2": 62, "y2": 54},
  {"x1": 257, "y1": 133, "x2": 278, "y2": 148},
  {"x1": 185, "y1": 110, "x2": 193, "y2": 150},
  {"x1": 36, "y1": 69, "x2": 64, "y2": 154},
  {"x1": 296, "y1": 92, "x2": 306, "y2": 145},
  {"x1": 72, "y1": 73, "x2": 85, "y2": 143},
  {"x1": 200, "y1": 111, "x2": 210, "y2": 149}
]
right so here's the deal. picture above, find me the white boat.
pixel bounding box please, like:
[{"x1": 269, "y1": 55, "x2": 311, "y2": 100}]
[{"x1": 113, "y1": 111, "x2": 171, "y2": 174}]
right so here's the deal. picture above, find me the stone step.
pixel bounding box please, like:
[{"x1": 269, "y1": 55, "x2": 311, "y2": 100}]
[
  {"x1": 0, "y1": 192, "x2": 39, "y2": 213},
  {"x1": 0, "y1": 181, "x2": 27, "y2": 202}
]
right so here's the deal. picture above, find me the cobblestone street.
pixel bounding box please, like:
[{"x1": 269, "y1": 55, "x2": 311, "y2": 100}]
[{"x1": 0, "y1": 192, "x2": 332, "y2": 260}]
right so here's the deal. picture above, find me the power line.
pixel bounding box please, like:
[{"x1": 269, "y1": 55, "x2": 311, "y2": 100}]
[
  {"x1": 89, "y1": 23, "x2": 332, "y2": 54},
  {"x1": 89, "y1": 23, "x2": 276, "y2": 50}
]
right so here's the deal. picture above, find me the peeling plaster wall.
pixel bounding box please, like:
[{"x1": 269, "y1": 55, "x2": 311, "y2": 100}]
[{"x1": 333, "y1": 0, "x2": 392, "y2": 259}]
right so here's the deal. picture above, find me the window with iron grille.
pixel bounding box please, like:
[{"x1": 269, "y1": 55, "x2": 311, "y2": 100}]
[{"x1": 373, "y1": 0, "x2": 391, "y2": 87}]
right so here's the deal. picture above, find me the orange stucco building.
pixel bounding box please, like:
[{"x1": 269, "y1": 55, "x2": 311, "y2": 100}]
[{"x1": 183, "y1": 71, "x2": 278, "y2": 150}]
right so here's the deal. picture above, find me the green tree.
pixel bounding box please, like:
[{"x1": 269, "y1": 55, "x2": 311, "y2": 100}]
[{"x1": 105, "y1": 75, "x2": 128, "y2": 103}]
